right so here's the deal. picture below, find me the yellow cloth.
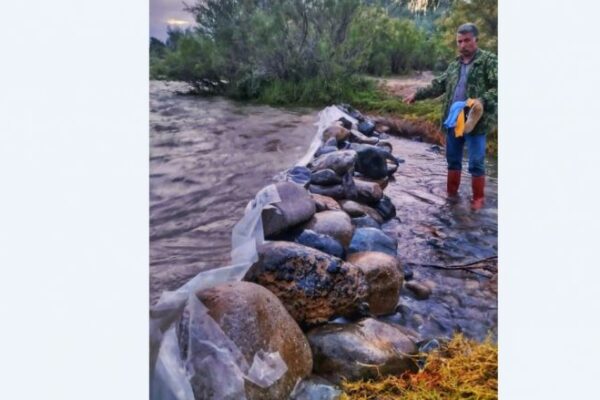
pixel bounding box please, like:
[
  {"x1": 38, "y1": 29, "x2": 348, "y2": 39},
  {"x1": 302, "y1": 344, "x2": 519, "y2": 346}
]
[{"x1": 454, "y1": 98, "x2": 476, "y2": 138}]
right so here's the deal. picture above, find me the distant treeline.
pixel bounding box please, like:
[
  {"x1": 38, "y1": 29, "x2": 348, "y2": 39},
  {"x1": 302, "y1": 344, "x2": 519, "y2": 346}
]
[{"x1": 150, "y1": 0, "x2": 497, "y2": 105}]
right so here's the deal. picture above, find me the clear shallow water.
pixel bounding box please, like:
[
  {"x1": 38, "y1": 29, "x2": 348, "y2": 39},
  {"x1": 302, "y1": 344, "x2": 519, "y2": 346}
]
[
  {"x1": 381, "y1": 138, "x2": 498, "y2": 341},
  {"x1": 150, "y1": 81, "x2": 498, "y2": 341}
]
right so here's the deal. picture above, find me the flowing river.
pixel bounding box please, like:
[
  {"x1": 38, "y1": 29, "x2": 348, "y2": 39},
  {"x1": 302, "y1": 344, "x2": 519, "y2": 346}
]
[{"x1": 150, "y1": 80, "x2": 498, "y2": 341}]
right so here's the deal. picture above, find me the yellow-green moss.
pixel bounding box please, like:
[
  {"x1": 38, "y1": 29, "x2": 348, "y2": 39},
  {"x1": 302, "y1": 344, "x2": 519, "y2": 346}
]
[{"x1": 340, "y1": 334, "x2": 497, "y2": 400}]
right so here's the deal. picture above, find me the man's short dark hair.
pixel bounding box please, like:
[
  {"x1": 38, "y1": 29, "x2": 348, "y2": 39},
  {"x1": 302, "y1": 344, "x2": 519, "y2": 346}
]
[{"x1": 457, "y1": 23, "x2": 479, "y2": 38}]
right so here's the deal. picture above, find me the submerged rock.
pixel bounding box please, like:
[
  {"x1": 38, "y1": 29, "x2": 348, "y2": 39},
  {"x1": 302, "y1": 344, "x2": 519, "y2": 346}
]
[
  {"x1": 404, "y1": 281, "x2": 432, "y2": 300},
  {"x1": 346, "y1": 252, "x2": 404, "y2": 316},
  {"x1": 310, "y1": 150, "x2": 357, "y2": 176},
  {"x1": 244, "y1": 242, "x2": 367, "y2": 325},
  {"x1": 262, "y1": 182, "x2": 316, "y2": 237},
  {"x1": 301, "y1": 210, "x2": 355, "y2": 248},
  {"x1": 307, "y1": 318, "x2": 418, "y2": 383},
  {"x1": 185, "y1": 281, "x2": 312, "y2": 400},
  {"x1": 348, "y1": 227, "x2": 397, "y2": 256}
]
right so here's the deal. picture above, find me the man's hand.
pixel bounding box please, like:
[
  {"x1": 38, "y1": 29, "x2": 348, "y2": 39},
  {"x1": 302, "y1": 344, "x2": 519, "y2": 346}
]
[{"x1": 403, "y1": 92, "x2": 416, "y2": 104}]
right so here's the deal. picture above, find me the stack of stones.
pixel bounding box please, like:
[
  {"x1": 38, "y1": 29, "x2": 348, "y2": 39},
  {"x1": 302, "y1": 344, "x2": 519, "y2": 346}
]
[{"x1": 178, "y1": 110, "x2": 421, "y2": 400}]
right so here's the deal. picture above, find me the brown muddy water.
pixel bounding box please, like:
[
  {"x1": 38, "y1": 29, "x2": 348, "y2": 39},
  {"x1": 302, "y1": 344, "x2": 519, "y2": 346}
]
[
  {"x1": 150, "y1": 80, "x2": 498, "y2": 342},
  {"x1": 150, "y1": 81, "x2": 318, "y2": 304}
]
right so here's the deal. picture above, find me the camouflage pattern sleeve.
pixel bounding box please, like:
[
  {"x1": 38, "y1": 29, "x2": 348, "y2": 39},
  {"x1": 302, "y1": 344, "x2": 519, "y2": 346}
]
[
  {"x1": 479, "y1": 53, "x2": 497, "y2": 113},
  {"x1": 414, "y1": 69, "x2": 448, "y2": 101}
]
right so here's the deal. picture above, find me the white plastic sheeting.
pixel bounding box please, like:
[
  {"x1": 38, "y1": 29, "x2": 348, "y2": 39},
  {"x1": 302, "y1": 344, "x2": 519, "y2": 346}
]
[{"x1": 150, "y1": 106, "x2": 354, "y2": 400}]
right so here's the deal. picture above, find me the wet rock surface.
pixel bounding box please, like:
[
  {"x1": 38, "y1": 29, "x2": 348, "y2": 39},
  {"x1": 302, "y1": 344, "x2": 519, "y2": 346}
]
[
  {"x1": 244, "y1": 241, "x2": 368, "y2": 325},
  {"x1": 346, "y1": 252, "x2": 403, "y2": 316},
  {"x1": 185, "y1": 281, "x2": 313, "y2": 400},
  {"x1": 348, "y1": 227, "x2": 398, "y2": 257},
  {"x1": 301, "y1": 210, "x2": 355, "y2": 249},
  {"x1": 262, "y1": 182, "x2": 316, "y2": 237},
  {"x1": 307, "y1": 318, "x2": 419, "y2": 383}
]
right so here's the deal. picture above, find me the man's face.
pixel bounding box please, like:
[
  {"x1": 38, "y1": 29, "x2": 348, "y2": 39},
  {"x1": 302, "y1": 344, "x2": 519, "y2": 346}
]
[{"x1": 456, "y1": 32, "x2": 478, "y2": 58}]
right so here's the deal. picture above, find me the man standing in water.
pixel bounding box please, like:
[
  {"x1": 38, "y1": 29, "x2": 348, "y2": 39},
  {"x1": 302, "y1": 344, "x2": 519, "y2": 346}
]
[{"x1": 404, "y1": 23, "x2": 497, "y2": 210}]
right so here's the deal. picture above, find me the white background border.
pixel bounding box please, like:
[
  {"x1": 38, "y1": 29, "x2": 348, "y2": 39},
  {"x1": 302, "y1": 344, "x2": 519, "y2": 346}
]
[{"x1": 1, "y1": 0, "x2": 599, "y2": 398}]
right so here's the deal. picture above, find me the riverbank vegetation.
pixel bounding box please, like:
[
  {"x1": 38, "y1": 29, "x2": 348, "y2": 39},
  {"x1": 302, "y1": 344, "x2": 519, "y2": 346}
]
[
  {"x1": 340, "y1": 333, "x2": 498, "y2": 400},
  {"x1": 150, "y1": 0, "x2": 497, "y2": 155}
]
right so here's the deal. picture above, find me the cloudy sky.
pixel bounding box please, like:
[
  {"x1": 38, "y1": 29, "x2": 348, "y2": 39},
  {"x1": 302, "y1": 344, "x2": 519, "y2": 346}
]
[{"x1": 150, "y1": 0, "x2": 196, "y2": 41}]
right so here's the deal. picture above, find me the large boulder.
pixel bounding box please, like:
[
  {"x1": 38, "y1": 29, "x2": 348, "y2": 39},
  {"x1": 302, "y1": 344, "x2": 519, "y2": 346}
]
[
  {"x1": 338, "y1": 200, "x2": 384, "y2": 224},
  {"x1": 301, "y1": 210, "x2": 355, "y2": 248},
  {"x1": 244, "y1": 242, "x2": 368, "y2": 325},
  {"x1": 183, "y1": 282, "x2": 313, "y2": 400},
  {"x1": 307, "y1": 318, "x2": 419, "y2": 383},
  {"x1": 262, "y1": 182, "x2": 316, "y2": 237},
  {"x1": 310, "y1": 194, "x2": 341, "y2": 212},
  {"x1": 353, "y1": 179, "x2": 383, "y2": 204},
  {"x1": 346, "y1": 252, "x2": 403, "y2": 315},
  {"x1": 310, "y1": 150, "x2": 357, "y2": 176},
  {"x1": 348, "y1": 227, "x2": 397, "y2": 257}
]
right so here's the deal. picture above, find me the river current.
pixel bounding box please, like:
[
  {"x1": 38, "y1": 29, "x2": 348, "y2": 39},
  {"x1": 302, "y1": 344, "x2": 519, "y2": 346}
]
[{"x1": 150, "y1": 80, "x2": 498, "y2": 341}]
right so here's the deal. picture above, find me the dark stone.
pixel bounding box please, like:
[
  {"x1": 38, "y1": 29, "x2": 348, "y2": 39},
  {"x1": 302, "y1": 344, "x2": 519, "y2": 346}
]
[
  {"x1": 286, "y1": 166, "x2": 311, "y2": 187},
  {"x1": 351, "y1": 216, "x2": 381, "y2": 229},
  {"x1": 354, "y1": 144, "x2": 388, "y2": 180},
  {"x1": 374, "y1": 195, "x2": 396, "y2": 221},
  {"x1": 357, "y1": 120, "x2": 376, "y2": 136},
  {"x1": 310, "y1": 194, "x2": 341, "y2": 212},
  {"x1": 311, "y1": 169, "x2": 343, "y2": 185},
  {"x1": 348, "y1": 227, "x2": 397, "y2": 257},
  {"x1": 301, "y1": 210, "x2": 355, "y2": 248},
  {"x1": 296, "y1": 229, "x2": 345, "y2": 259},
  {"x1": 244, "y1": 242, "x2": 368, "y2": 326}
]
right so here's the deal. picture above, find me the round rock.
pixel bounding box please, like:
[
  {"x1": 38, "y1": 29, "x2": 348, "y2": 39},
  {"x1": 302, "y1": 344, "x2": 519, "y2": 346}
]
[
  {"x1": 262, "y1": 182, "x2": 316, "y2": 238},
  {"x1": 301, "y1": 210, "x2": 355, "y2": 248},
  {"x1": 346, "y1": 252, "x2": 404, "y2": 316},
  {"x1": 188, "y1": 282, "x2": 313, "y2": 400}
]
